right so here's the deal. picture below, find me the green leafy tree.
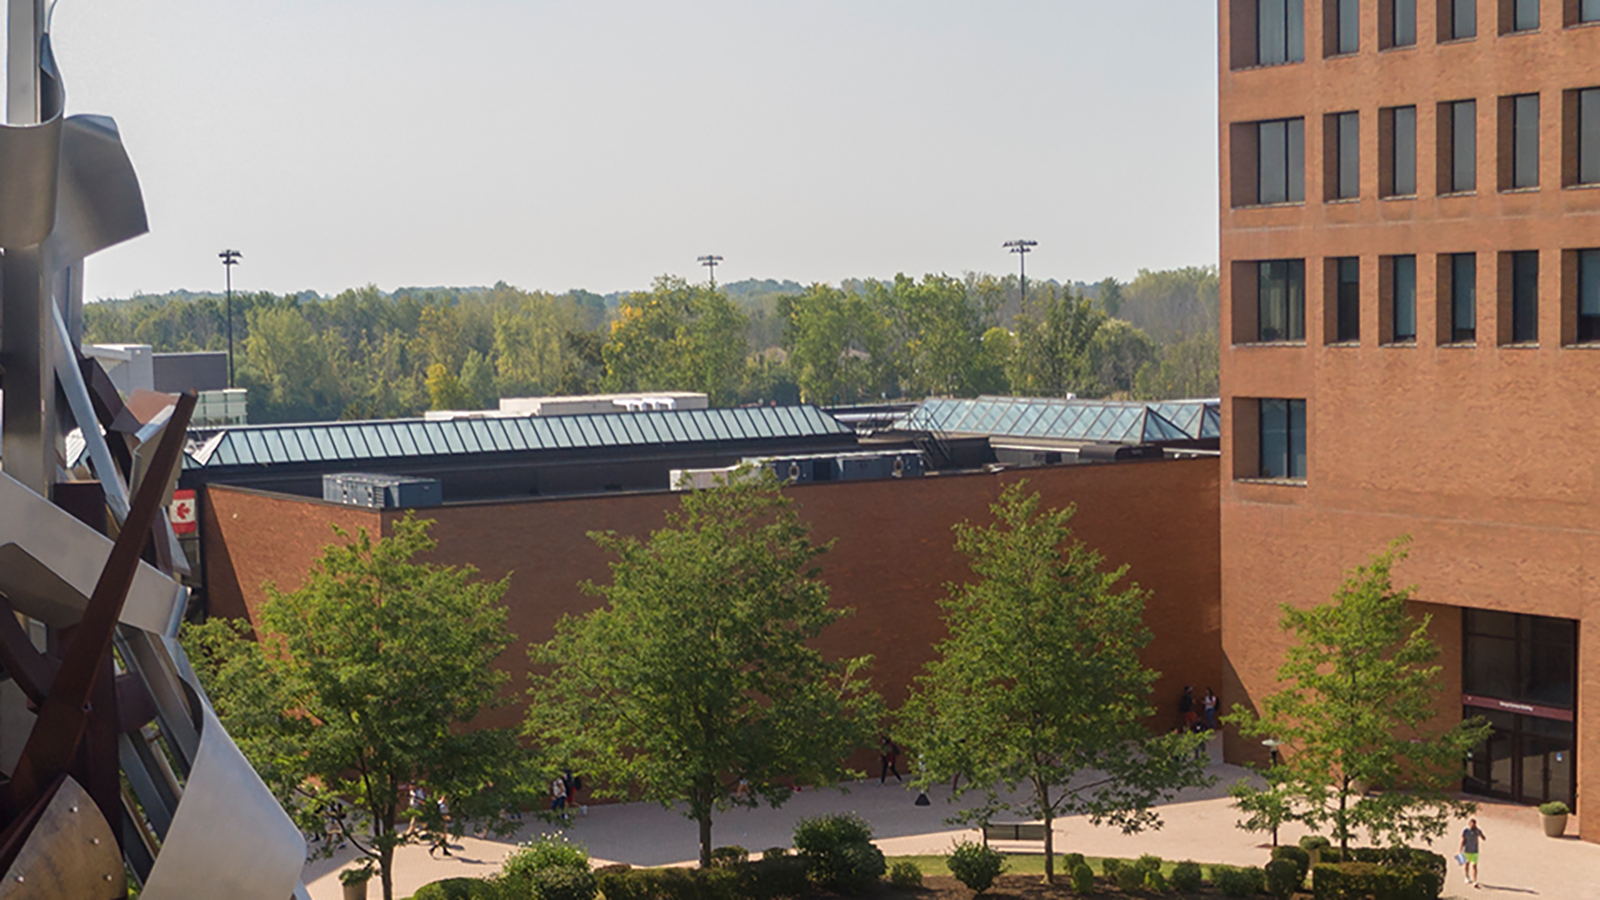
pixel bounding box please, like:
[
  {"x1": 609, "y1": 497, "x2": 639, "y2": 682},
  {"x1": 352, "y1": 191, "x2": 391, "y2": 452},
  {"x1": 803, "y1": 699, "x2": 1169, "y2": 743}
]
[
  {"x1": 903, "y1": 483, "x2": 1211, "y2": 883},
  {"x1": 459, "y1": 349, "x2": 497, "y2": 408},
  {"x1": 778, "y1": 284, "x2": 888, "y2": 404},
  {"x1": 1006, "y1": 288, "x2": 1103, "y2": 399},
  {"x1": 426, "y1": 362, "x2": 475, "y2": 411},
  {"x1": 602, "y1": 276, "x2": 749, "y2": 405},
  {"x1": 1226, "y1": 539, "x2": 1490, "y2": 853},
  {"x1": 184, "y1": 516, "x2": 531, "y2": 900},
  {"x1": 1088, "y1": 318, "x2": 1159, "y2": 397},
  {"x1": 1133, "y1": 330, "x2": 1220, "y2": 400},
  {"x1": 1097, "y1": 276, "x2": 1124, "y2": 318},
  {"x1": 525, "y1": 470, "x2": 882, "y2": 868}
]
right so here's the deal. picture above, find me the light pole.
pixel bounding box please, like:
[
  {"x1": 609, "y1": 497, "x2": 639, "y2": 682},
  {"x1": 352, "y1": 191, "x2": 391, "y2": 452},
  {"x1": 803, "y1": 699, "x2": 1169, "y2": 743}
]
[
  {"x1": 219, "y1": 249, "x2": 242, "y2": 388},
  {"x1": 1003, "y1": 239, "x2": 1037, "y2": 306},
  {"x1": 697, "y1": 254, "x2": 723, "y2": 288}
]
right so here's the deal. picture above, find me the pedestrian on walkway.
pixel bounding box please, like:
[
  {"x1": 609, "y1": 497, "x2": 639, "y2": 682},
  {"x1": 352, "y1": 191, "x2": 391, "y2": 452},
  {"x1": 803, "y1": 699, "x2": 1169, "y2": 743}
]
[
  {"x1": 1179, "y1": 685, "x2": 1197, "y2": 728},
  {"x1": 551, "y1": 774, "x2": 568, "y2": 819},
  {"x1": 879, "y1": 736, "x2": 902, "y2": 784},
  {"x1": 1202, "y1": 687, "x2": 1218, "y2": 730},
  {"x1": 1459, "y1": 818, "x2": 1486, "y2": 887},
  {"x1": 428, "y1": 797, "x2": 453, "y2": 858}
]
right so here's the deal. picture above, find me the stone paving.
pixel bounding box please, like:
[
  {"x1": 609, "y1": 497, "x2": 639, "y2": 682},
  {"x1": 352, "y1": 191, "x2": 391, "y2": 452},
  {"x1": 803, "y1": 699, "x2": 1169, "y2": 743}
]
[{"x1": 305, "y1": 746, "x2": 1599, "y2": 900}]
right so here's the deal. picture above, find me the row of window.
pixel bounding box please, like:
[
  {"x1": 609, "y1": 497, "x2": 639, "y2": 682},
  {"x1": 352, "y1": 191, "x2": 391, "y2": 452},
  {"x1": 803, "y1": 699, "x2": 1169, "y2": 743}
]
[
  {"x1": 1235, "y1": 89, "x2": 1600, "y2": 205},
  {"x1": 1237, "y1": 0, "x2": 1600, "y2": 69},
  {"x1": 1241, "y1": 249, "x2": 1600, "y2": 345}
]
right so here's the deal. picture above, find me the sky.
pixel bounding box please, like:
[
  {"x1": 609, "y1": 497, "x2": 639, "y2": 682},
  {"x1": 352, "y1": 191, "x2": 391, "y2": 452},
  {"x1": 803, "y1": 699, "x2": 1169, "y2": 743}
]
[{"x1": 45, "y1": 1, "x2": 1219, "y2": 301}]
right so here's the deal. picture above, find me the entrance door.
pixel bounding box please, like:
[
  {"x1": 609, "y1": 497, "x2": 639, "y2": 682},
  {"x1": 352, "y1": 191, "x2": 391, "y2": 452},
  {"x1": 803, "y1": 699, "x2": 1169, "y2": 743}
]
[{"x1": 1465, "y1": 709, "x2": 1575, "y2": 809}]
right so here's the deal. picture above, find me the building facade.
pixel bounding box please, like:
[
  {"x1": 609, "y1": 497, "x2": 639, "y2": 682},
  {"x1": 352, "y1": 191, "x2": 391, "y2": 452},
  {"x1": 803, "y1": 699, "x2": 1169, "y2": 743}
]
[{"x1": 1219, "y1": 0, "x2": 1599, "y2": 839}]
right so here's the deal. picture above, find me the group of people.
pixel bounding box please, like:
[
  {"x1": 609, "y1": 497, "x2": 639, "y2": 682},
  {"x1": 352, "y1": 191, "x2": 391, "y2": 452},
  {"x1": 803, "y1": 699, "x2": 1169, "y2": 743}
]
[{"x1": 551, "y1": 768, "x2": 585, "y2": 819}]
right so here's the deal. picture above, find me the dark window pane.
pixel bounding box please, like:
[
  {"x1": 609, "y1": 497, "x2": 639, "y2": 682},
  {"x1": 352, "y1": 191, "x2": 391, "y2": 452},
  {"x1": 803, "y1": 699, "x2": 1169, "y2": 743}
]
[
  {"x1": 1580, "y1": 89, "x2": 1600, "y2": 185},
  {"x1": 1260, "y1": 120, "x2": 1287, "y2": 202},
  {"x1": 1521, "y1": 641, "x2": 1574, "y2": 708},
  {"x1": 1287, "y1": 117, "x2": 1305, "y2": 200},
  {"x1": 1585, "y1": 0, "x2": 1600, "y2": 23},
  {"x1": 1453, "y1": 100, "x2": 1477, "y2": 192},
  {"x1": 1393, "y1": 0, "x2": 1417, "y2": 45},
  {"x1": 1338, "y1": 112, "x2": 1360, "y2": 198},
  {"x1": 1453, "y1": 0, "x2": 1476, "y2": 38},
  {"x1": 1464, "y1": 634, "x2": 1518, "y2": 697},
  {"x1": 1511, "y1": 251, "x2": 1538, "y2": 343},
  {"x1": 1338, "y1": 0, "x2": 1359, "y2": 52},
  {"x1": 1513, "y1": 94, "x2": 1539, "y2": 189},
  {"x1": 1466, "y1": 607, "x2": 1517, "y2": 638},
  {"x1": 1393, "y1": 255, "x2": 1417, "y2": 340},
  {"x1": 1513, "y1": 0, "x2": 1538, "y2": 31},
  {"x1": 1258, "y1": 259, "x2": 1306, "y2": 341},
  {"x1": 1393, "y1": 106, "x2": 1417, "y2": 194},
  {"x1": 1288, "y1": 399, "x2": 1306, "y2": 478},
  {"x1": 1578, "y1": 250, "x2": 1600, "y2": 342},
  {"x1": 1260, "y1": 399, "x2": 1289, "y2": 478},
  {"x1": 1259, "y1": 0, "x2": 1287, "y2": 64},
  {"x1": 1286, "y1": 0, "x2": 1305, "y2": 61},
  {"x1": 1453, "y1": 253, "x2": 1477, "y2": 341},
  {"x1": 1336, "y1": 257, "x2": 1360, "y2": 342}
]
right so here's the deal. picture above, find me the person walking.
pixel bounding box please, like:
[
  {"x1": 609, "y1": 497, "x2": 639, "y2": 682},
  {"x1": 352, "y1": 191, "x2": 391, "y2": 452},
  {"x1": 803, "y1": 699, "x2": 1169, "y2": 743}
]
[
  {"x1": 879, "y1": 736, "x2": 902, "y2": 784},
  {"x1": 428, "y1": 796, "x2": 453, "y2": 858},
  {"x1": 1459, "y1": 818, "x2": 1486, "y2": 887},
  {"x1": 551, "y1": 774, "x2": 568, "y2": 820}
]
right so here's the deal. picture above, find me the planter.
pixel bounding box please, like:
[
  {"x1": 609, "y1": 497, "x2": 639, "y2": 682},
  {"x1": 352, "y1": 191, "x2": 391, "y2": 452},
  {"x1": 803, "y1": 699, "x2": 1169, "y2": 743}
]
[
  {"x1": 1542, "y1": 812, "x2": 1568, "y2": 838},
  {"x1": 341, "y1": 878, "x2": 370, "y2": 900}
]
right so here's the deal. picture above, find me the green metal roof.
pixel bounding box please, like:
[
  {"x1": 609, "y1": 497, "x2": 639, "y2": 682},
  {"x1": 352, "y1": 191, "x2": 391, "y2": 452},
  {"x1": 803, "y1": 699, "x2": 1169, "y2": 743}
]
[
  {"x1": 187, "y1": 405, "x2": 852, "y2": 468},
  {"x1": 894, "y1": 396, "x2": 1218, "y2": 444}
]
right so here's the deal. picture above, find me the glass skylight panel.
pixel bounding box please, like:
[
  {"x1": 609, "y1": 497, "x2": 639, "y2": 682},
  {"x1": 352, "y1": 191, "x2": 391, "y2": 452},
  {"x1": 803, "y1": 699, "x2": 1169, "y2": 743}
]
[
  {"x1": 327, "y1": 428, "x2": 353, "y2": 459},
  {"x1": 259, "y1": 429, "x2": 289, "y2": 463},
  {"x1": 1012, "y1": 403, "x2": 1047, "y2": 435},
  {"x1": 1026, "y1": 404, "x2": 1069, "y2": 436},
  {"x1": 593, "y1": 417, "x2": 622, "y2": 445},
  {"x1": 307, "y1": 429, "x2": 335, "y2": 460},
  {"x1": 485, "y1": 418, "x2": 513, "y2": 451},
  {"x1": 680, "y1": 413, "x2": 710, "y2": 442},
  {"x1": 394, "y1": 425, "x2": 420, "y2": 456},
  {"x1": 707, "y1": 411, "x2": 735, "y2": 441},
  {"x1": 973, "y1": 401, "x2": 1010, "y2": 433},
  {"x1": 632, "y1": 415, "x2": 661, "y2": 444},
  {"x1": 372, "y1": 425, "x2": 399, "y2": 457},
  {"x1": 748, "y1": 408, "x2": 778, "y2": 438},
  {"x1": 661, "y1": 414, "x2": 690, "y2": 443},
  {"x1": 994, "y1": 403, "x2": 1026, "y2": 434}
]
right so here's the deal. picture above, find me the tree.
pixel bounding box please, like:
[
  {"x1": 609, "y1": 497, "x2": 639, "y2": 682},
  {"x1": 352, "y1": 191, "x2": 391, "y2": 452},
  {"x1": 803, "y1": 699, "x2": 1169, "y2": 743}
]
[
  {"x1": 1006, "y1": 288, "x2": 1103, "y2": 399},
  {"x1": 1133, "y1": 330, "x2": 1219, "y2": 400},
  {"x1": 1097, "y1": 277, "x2": 1124, "y2": 318},
  {"x1": 779, "y1": 284, "x2": 887, "y2": 404},
  {"x1": 1226, "y1": 540, "x2": 1490, "y2": 853},
  {"x1": 1087, "y1": 318, "x2": 1158, "y2": 398},
  {"x1": 602, "y1": 276, "x2": 749, "y2": 405},
  {"x1": 184, "y1": 516, "x2": 531, "y2": 900},
  {"x1": 525, "y1": 470, "x2": 882, "y2": 868},
  {"x1": 902, "y1": 483, "x2": 1211, "y2": 883},
  {"x1": 425, "y1": 362, "x2": 474, "y2": 411}
]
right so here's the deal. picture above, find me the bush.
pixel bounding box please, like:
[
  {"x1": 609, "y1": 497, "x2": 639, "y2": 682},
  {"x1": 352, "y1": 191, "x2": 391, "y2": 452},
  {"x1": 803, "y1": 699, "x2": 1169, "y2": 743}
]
[
  {"x1": 888, "y1": 860, "x2": 923, "y2": 889},
  {"x1": 708, "y1": 846, "x2": 748, "y2": 869},
  {"x1": 500, "y1": 835, "x2": 591, "y2": 900},
  {"x1": 746, "y1": 855, "x2": 811, "y2": 900},
  {"x1": 1136, "y1": 854, "x2": 1165, "y2": 874},
  {"x1": 793, "y1": 813, "x2": 885, "y2": 895},
  {"x1": 1117, "y1": 863, "x2": 1146, "y2": 892},
  {"x1": 1170, "y1": 861, "x2": 1203, "y2": 893},
  {"x1": 1539, "y1": 800, "x2": 1570, "y2": 817},
  {"x1": 526, "y1": 867, "x2": 597, "y2": 900},
  {"x1": 761, "y1": 847, "x2": 790, "y2": 860},
  {"x1": 1299, "y1": 835, "x2": 1331, "y2": 853},
  {"x1": 414, "y1": 878, "x2": 502, "y2": 900},
  {"x1": 1212, "y1": 864, "x2": 1265, "y2": 897},
  {"x1": 1070, "y1": 863, "x2": 1095, "y2": 894},
  {"x1": 793, "y1": 813, "x2": 875, "y2": 852},
  {"x1": 1145, "y1": 869, "x2": 1170, "y2": 892},
  {"x1": 1061, "y1": 852, "x2": 1086, "y2": 874},
  {"x1": 1271, "y1": 845, "x2": 1311, "y2": 885},
  {"x1": 1100, "y1": 857, "x2": 1123, "y2": 880},
  {"x1": 1264, "y1": 858, "x2": 1300, "y2": 899},
  {"x1": 946, "y1": 841, "x2": 1006, "y2": 894}
]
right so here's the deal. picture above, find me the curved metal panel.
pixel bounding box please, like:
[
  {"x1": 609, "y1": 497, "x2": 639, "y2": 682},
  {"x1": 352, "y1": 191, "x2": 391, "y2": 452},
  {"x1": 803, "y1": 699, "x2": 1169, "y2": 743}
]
[
  {"x1": 0, "y1": 34, "x2": 62, "y2": 247},
  {"x1": 41, "y1": 114, "x2": 148, "y2": 273},
  {"x1": 0, "y1": 776, "x2": 121, "y2": 900}
]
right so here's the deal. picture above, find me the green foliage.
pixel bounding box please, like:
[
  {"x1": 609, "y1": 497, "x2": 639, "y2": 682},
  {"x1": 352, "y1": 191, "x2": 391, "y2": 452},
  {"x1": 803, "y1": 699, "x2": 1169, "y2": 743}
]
[
  {"x1": 524, "y1": 868, "x2": 598, "y2": 900},
  {"x1": 1299, "y1": 835, "x2": 1332, "y2": 853},
  {"x1": 1070, "y1": 863, "x2": 1096, "y2": 894},
  {"x1": 412, "y1": 877, "x2": 502, "y2": 900},
  {"x1": 746, "y1": 855, "x2": 812, "y2": 899},
  {"x1": 888, "y1": 860, "x2": 923, "y2": 889},
  {"x1": 902, "y1": 482, "x2": 1211, "y2": 882},
  {"x1": 1270, "y1": 845, "x2": 1311, "y2": 885},
  {"x1": 708, "y1": 847, "x2": 748, "y2": 868},
  {"x1": 1170, "y1": 861, "x2": 1204, "y2": 892},
  {"x1": 945, "y1": 842, "x2": 1006, "y2": 895},
  {"x1": 1006, "y1": 287, "x2": 1102, "y2": 398},
  {"x1": 1211, "y1": 864, "x2": 1266, "y2": 897},
  {"x1": 778, "y1": 284, "x2": 890, "y2": 404},
  {"x1": 1100, "y1": 857, "x2": 1122, "y2": 880},
  {"x1": 1230, "y1": 776, "x2": 1295, "y2": 847},
  {"x1": 595, "y1": 862, "x2": 809, "y2": 900},
  {"x1": 1061, "y1": 852, "x2": 1086, "y2": 873},
  {"x1": 602, "y1": 276, "x2": 749, "y2": 406},
  {"x1": 183, "y1": 515, "x2": 527, "y2": 900},
  {"x1": 1115, "y1": 266, "x2": 1219, "y2": 345},
  {"x1": 526, "y1": 473, "x2": 882, "y2": 867},
  {"x1": 1264, "y1": 858, "x2": 1301, "y2": 899},
  {"x1": 1310, "y1": 862, "x2": 1441, "y2": 900},
  {"x1": 1133, "y1": 328, "x2": 1220, "y2": 400},
  {"x1": 1539, "y1": 801, "x2": 1570, "y2": 816},
  {"x1": 499, "y1": 835, "x2": 591, "y2": 895},
  {"x1": 1116, "y1": 862, "x2": 1146, "y2": 891},
  {"x1": 1145, "y1": 868, "x2": 1170, "y2": 892},
  {"x1": 1227, "y1": 540, "x2": 1490, "y2": 853},
  {"x1": 795, "y1": 814, "x2": 886, "y2": 895},
  {"x1": 1136, "y1": 854, "x2": 1164, "y2": 874}
]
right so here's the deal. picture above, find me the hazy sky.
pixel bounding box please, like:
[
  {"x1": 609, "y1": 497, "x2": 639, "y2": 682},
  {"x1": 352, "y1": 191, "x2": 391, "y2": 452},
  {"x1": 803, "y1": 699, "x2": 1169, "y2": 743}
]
[{"x1": 48, "y1": 1, "x2": 1218, "y2": 300}]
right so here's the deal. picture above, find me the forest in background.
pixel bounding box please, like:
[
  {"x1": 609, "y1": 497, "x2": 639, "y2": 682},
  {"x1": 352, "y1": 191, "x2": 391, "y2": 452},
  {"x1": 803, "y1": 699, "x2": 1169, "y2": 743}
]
[{"x1": 83, "y1": 267, "x2": 1218, "y2": 425}]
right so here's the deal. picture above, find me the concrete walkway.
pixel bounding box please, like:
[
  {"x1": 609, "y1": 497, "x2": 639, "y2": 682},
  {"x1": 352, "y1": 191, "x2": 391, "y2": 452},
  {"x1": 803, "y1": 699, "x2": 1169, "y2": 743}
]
[{"x1": 307, "y1": 749, "x2": 1599, "y2": 900}]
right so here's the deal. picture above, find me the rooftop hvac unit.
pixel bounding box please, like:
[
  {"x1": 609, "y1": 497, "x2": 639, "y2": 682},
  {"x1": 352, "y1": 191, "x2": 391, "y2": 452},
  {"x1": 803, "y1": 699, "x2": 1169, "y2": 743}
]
[{"x1": 322, "y1": 473, "x2": 443, "y2": 509}]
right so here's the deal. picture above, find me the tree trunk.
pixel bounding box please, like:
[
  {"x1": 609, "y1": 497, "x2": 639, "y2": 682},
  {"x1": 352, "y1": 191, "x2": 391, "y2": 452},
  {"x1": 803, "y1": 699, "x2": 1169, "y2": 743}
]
[
  {"x1": 1038, "y1": 779, "x2": 1054, "y2": 884},
  {"x1": 698, "y1": 812, "x2": 713, "y2": 869},
  {"x1": 380, "y1": 846, "x2": 394, "y2": 900}
]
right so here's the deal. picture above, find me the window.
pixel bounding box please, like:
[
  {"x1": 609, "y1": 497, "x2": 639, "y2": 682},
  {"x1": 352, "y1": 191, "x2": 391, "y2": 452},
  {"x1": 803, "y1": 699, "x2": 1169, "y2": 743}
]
[
  {"x1": 1259, "y1": 260, "x2": 1307, "y2": 341},
  {"x1": 1446, "y1": 0, "x2": 1478, "y2": 38},
  {"x1": 1384, "y1": 106, "x2": 1418, "y2": 195},
  {"x1": 1259, "y1": 399, "x2": 1307, "y2": 480},
  {"x1": 1578, "y1": 88, "x2": 1600, "y2": 185},
  {"x1": 1508, "y1": 94, "x2": 1540, "y2": 189},
  {"x1": 1445, "y1": 100, "x2": 1477, "y2": 193},
  {"x1": 1584, "y1": 0, "x2": 1600, "y2": 23},
  {"x1": 1509, "y1": 250, "x2": 1538, "y2": 343},
  {"x1": 1387, "y1": 0, "x2": 1418, "y2": 45},
  {"x1": 1259, "y1": 118, "x2": 1306, "y2": 203},
  {"x1": 1330, "y1": 111, "x2": 1360, "y2": 199},
  {"x1": 1464, "y1": 610, "x2": 1576, "y2": 710},
  {"x1": 1330, "y1": 0, "x2": 1360, "y2": 53},
  {"x1": 1392, "y1": 255, "x2": 1418, "y2": 340},
  {"x1": 1578, "y1": 249, "x2": 1600, "y2": 342},
  {"x1": 1504, "y1": 0, "x2": 1539, "y2": 31},
  {"x1": 1334, "y1": 257, "x2": 1361, "y2": 342},
  {"x1": 1451, "y1": 253, "x2": 1477, "y2": 342},
  {"x1": 1258, "y1": 0, "x2": 1307, "y2": 64}
]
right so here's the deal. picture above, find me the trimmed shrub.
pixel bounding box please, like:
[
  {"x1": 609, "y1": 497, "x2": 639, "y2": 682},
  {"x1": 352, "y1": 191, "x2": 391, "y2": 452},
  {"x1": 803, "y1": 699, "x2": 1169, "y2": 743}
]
[
  {"x1": 745, "y1": 855, "x2": 811, "y2": 900},
  {"x1": 1271, "y1": 845, "x2": 1311, "y2": 885},
  {"x1": 1264, "y1": 858, "x2": 1300, "y2": 899},
  {"x1": 500, "y1": 835, "x2": 591, "y2": 900},
  {"x1": 946, "y1": 841, "x2": 1006, "y2": 895},
  {"x1": 526, "y1": 867, "x2": 597, "y2": 900},
  {"x1": 888, "y1": 860, "x2": 923, "y2": 889},
  {"x1": 1145, "y1": 869, "x2": 1170, "y2": 892},
  {"x1": 414, "y1": 878, "x2": 502, "y2": 900},
  {"x1": 1136, "y1": 854, "x2": 1165, "y2": 874},
  {"x1": 708, "y1": 846, "x2": 748, "y2": 869},
  {"x1": 793, "y1": 813, "x2": 874, "y2": 851},
  {"x1": 1170, "y1": 861, "x2": 1204, "y2": 893},
  {"x1": 793, "y1": 813, "x2": 884, "y2": 895},
  {"x1": 1117, "y1": 863, "x2": 1146, "y2": 892},
  {"x1": 1070, "y1": 863, "x2": 1096, "y2": 895},
  {"x1": 1100, "y1": 857, "x2": 1123, "y2": 880},
  {"x1": 1212, "y1": 864, "x2": 1266, "y2": 897},
  {"x1": 1299, "y1": 835, "x2": 1331, "y2": 853},
  {"x1": 1539, "y1": 800, "x2": 1570, "y2": 817},
  {"x1": 1061, "y1": 852, "x2": 1086, "y2": 874}
]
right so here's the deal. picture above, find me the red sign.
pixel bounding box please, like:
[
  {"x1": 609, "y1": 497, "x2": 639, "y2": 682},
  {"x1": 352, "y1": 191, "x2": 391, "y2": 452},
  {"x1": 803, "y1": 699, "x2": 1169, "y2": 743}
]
[
  {"x1": 1461, "y1": 693, "x2": 1573, "y2": 722},
  {"x1": 170, "y1": 489, "x2": 198, "y2": 535}
]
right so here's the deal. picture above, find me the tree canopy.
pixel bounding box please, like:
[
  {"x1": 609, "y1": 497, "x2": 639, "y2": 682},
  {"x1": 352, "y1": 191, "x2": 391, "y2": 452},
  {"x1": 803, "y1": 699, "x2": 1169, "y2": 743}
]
[
  {"x1": 524, "y1": 470, "x2": 883, "y2": 868},
  {"x1": 902, "y1": 482, "x2": 1211, "y2": 883}
]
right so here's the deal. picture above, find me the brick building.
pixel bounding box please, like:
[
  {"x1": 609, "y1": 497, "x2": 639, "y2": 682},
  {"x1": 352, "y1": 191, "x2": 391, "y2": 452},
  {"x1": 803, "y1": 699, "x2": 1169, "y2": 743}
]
[{"x1": 1219, "y1": 0, "x2": 1598, "y2": 837}]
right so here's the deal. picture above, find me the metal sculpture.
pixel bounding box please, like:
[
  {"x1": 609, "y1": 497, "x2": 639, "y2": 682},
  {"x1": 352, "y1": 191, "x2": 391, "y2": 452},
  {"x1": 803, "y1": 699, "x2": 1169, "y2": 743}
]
[{"x1": 0, "y1": 2, "x2": 306, "y2": 896}]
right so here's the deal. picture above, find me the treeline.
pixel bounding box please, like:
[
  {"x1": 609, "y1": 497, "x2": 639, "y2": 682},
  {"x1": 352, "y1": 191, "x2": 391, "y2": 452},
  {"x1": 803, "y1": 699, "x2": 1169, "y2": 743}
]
[{"x1": 83, "y1": 267, "x2": 1217, "y2": 424}]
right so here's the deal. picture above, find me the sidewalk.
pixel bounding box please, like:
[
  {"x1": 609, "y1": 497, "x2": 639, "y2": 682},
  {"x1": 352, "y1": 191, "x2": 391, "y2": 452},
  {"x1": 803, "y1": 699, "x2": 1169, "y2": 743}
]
[{"x1": 305, "y1": 749, "x2": 1600, "y2": 899}]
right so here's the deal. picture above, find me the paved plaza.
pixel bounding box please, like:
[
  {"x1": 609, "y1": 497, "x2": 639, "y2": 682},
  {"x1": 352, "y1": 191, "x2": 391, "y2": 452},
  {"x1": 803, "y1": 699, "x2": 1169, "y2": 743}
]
[{"x1": 304, "y1": 748, "x2": 1599, "y2": 900}]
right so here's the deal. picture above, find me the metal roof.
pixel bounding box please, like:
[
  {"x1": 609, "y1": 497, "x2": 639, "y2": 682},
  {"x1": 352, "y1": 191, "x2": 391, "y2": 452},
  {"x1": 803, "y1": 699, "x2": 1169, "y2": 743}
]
[
  {"x1": 185, "y1": 405, "x2": 852, "y2": 469},
  {"x1": 893, "y1": 396, "x2": 1219, "y2": 445}
]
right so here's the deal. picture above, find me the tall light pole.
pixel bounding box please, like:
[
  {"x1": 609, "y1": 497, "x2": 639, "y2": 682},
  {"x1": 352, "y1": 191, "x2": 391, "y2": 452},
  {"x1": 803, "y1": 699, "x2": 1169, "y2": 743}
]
[
  {"x1": 698, "y1": 254, "x2": 723, "y2": 288},
  {"x1": 1003, "y1": 239, "x2": 1037, "y2": 307},
  {"x1": 219, "y1": 249, "x2": 242, "y2": 388}
]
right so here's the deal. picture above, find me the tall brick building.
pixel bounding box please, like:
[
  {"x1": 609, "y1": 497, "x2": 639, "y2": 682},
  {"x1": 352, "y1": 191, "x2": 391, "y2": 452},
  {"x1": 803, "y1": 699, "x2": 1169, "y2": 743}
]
[{"x1": 1219, "y1": 0, "x2": 1597, "y2": 837}]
